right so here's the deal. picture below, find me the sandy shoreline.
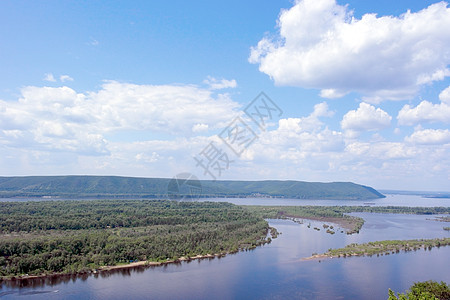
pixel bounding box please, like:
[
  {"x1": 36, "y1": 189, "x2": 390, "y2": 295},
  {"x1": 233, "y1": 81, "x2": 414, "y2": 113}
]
[
  {"x1": 301, "y1": 253, "x2": 359, "y2": 261},
  {"x1": 301, "y1": 254, "x2": 331, "y2": 261},
  {"x1": 0, "y1": 253, "x2": 227, "y2": 282},
  {"x1": 98, "y1": 253, "x2": 223, "y2": 271}
]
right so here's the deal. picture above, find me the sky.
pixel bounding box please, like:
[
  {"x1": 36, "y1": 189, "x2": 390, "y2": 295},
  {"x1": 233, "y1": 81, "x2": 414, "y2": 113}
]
[{"x1": 0, "y1": 0, "x2": 450, "y2": 191}]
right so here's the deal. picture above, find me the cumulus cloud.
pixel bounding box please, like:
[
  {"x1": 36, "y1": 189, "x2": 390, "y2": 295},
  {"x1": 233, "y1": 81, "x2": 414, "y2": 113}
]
[
  {"x1": 440, "y1": 85, "x2": 450, "y2": 104},
  {"x1": 249, "y1": 0, "x2": 450, "y2": 101},
  {"x1": 229, "y1": 101, "x2": 449, "y2": 190},
  {"x1": 203, "y1": 76, "x2": 237, "y2": 90},
  {"x1": 341, "y1": 103, "x2": 391, "y2": 136},
  {"x1": 397, "y1": 86, "x2": 450, "y2": 125},
  {"x1": 192, "y1": 123, "x2": 209, "y2": 133},
  {"x1": 250, "y1": 102, "x2": 344, "y2": 163},
  {"x1": 405, "y1": 128, "x2": 450, "y2": 145},
  {"x1": 1, "y1": 84, "x2": 449, "y2": 190},
  {"x1": 0, "y1": 82, "x2": 240, "y2": 156},
  {"x1": 43, "y1": 73, "x2": 74, "y2": 83},
  {"x1": 345, "y1": 141, "x2": 417, "y2": 160},
  {"x1": 60, "y1": 75, "x2": 74, "y2": 82}
]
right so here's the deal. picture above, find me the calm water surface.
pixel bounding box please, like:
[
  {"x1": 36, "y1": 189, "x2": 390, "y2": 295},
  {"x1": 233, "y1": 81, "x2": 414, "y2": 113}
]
[
  {"x1": 200, "y1": 194, "x2": 450, "y2": 207},
  {"x1": 0, "y1": 196, "x2": 449, "y2": 299},
  {"x1": 2, "y1": 194, "x2": 450, "y2": 207}
]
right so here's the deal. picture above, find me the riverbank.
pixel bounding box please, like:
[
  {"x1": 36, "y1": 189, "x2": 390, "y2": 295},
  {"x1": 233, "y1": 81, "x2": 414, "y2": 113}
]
[
  {"x1": 303, "y1": 237, "x2": 450, "y2": 260},
  {"x1": 99, "y1": 253, "x2": 226, "y2": 271},
  {"x1": 0, "y1": 253, "x2": 232, "y2": 282},
  {"x1": 1, "y1": 225, "x2": 279, "y2": 283}
]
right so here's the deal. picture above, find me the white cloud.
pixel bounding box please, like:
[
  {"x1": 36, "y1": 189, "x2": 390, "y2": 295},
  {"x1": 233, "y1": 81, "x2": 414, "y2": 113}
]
[
  {"x1": 43, "y1": 73, "x2": 74, "y2": 83},
  {"x1": 224, "y1": 101, "x2": 450, "y2": 190},
  {"x1": 319, "y1": 89, "x2": 348, "y2": 99},
  {"x1": 60, "y1": 75, "x2": 74, "y2": 82},
  {"x1": 249, "y1": 0, "x2": 450, "y2": 101},
  {"x1": 440, "y1": 85, "x2": 450, "y2": 104},
  {"x1": 0, "y1": 82, "x2": 240, "y2": 156},
  {"x1": 192, "y1": 123, "x2": 209, "y2": 133},
  {"x1": 203, "y1": 76, "x2": 237, "y2": 90},
  {"x1": 397, "y1": 86, "x2": 450, "y2": 125},
  {"x1": 43, "y1": 73, "x2": 56, "y2": 82},
  {"x1": 1, "y1": 81, "x2": 449, "y2": 191},
  {"x1": 345, "y1": 141, "x2": 416, "y2": 160},
  {"x1": 250, "y1": 102, "x2": 344, "y2": 164},
  {"x1": 273, "y1": 102, "x2": 334, "y2": 134},
  {"x1": 405, "y1": 128, "x2": 450, "y2": 145},
  {"x1": 341, "y1": 103, "x2": 391, "y2": 135}
]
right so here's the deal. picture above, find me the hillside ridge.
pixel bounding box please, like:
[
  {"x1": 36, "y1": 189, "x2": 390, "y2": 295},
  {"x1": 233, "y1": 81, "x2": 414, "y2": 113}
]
[{"x1": 0, "y1": 175, "x2": 385, "y2": 200}]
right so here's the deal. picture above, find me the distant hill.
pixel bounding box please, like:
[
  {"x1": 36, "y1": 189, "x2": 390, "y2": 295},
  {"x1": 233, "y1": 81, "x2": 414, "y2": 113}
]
[{"x1": 0, "y1": 176, "x2": 385, "y2": 200}]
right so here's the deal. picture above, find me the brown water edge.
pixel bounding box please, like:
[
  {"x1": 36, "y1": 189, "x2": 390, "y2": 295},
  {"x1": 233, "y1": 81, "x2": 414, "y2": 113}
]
[{"x1": 0, "y1": 253, "x2": 235, "y2": 288}]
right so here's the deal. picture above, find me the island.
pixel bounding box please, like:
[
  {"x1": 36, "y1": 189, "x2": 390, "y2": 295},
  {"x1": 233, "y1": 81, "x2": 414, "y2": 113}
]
[{"x1": 304, "y1": 238, "x2": 450, "y2": 260}]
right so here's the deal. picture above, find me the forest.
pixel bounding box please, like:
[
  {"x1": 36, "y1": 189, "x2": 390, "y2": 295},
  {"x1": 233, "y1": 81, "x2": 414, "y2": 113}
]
[{"x1": 0, "y1": 200, "x2": 270, "y2": 279}]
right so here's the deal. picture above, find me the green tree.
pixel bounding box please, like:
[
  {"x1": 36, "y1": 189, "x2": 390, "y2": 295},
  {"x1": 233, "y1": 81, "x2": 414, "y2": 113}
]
[{"x1": 388, "y1": 281, "x2": 450, "y2": 300}]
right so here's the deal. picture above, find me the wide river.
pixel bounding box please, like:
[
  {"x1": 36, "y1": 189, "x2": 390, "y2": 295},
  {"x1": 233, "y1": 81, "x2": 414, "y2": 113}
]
[{"x1": 0, "y1": 194, "x2": 449, "y2": 299}]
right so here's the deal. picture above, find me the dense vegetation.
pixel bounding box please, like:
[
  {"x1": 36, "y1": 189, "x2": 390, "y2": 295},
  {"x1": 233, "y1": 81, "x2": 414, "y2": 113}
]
[
  {"x1": 388, "y1": 281, "x2": 450, "y2": 300},
  {"x1": 0, "y1": 200, "x2": 270, "y2": 278},
  {"x1": 0, "y1": 176, "x2": 385, "y2": 199},
  {"x1": 245, "y1": 205, "x2": 450, "y2": 234},
  {"x1": 317, "y1": 238, "x2": 450, "y2": 258}
]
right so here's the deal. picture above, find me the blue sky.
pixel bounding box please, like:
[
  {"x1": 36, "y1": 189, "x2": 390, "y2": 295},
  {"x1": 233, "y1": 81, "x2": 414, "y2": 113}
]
[{"x1": 1, "y1": 0, "x2": 449, "y2": 191}]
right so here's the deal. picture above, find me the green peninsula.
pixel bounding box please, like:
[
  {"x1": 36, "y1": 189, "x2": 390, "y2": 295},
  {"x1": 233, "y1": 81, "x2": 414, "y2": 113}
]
[{"x1": 0, "y1": 200, "x2": 271, "y2": 279}]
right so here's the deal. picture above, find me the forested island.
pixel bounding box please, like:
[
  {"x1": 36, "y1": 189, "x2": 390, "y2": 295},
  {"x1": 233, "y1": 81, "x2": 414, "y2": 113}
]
[
  {"x1": 0, "y1": 175, "x2": 384, "y2": 200},
  {"x1": 304, "y1": 238, "x2": 450, "y2": 260},
  {"x1": 0, "y1": 200, "x2": 272, "y2": 280}
]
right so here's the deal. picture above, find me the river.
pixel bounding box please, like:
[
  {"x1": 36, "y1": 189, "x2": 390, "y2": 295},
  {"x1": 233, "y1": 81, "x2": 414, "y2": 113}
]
[{"x1": 0, "y1": 195, "x2": 449, "y2": 299}]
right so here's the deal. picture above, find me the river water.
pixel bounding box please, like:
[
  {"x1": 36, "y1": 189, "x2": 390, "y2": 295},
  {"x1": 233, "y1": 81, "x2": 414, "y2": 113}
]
[{"x1": 0, "y1": 195, "x2": 449, "y2": 299}]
